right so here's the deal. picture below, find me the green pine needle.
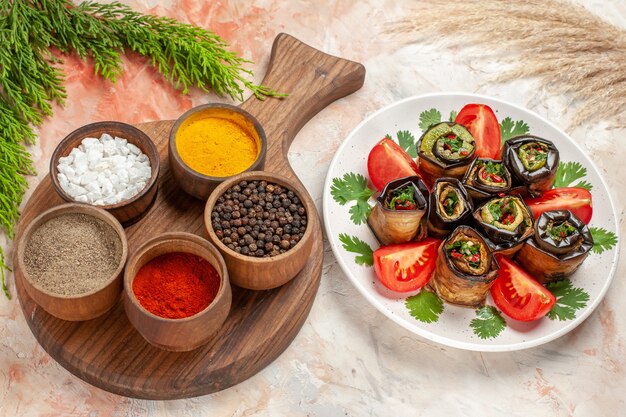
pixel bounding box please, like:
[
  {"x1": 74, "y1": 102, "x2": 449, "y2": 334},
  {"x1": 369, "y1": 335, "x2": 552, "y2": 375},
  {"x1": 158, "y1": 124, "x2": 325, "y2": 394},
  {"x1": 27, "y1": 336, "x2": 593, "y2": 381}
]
[
  {"x1": 0, "y1": 0, "x2": 283, "y2": 298},
  {"x1": 405, "y1": 291, "x2": 444, "y2": 323}
]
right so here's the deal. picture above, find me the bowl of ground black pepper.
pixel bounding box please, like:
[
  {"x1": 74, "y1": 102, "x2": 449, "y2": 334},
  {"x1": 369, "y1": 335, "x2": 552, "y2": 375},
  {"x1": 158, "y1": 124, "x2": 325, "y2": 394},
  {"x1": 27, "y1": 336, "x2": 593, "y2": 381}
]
[
  {"x1": 123, "y1": 232, "x2": 232, "y2": 351},
  {"x1": 204, "y1": 171, "x2": 314, "y2": 290},
  {"x1": 16, "y1": 203, "x2": 128, "y2": 321}
]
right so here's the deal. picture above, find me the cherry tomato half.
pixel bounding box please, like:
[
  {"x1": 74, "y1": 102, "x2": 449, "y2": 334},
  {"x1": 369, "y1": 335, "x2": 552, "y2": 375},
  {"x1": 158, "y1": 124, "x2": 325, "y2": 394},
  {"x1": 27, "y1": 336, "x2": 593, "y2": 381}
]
[
  {"x1": 524, "y1": 187, "x2": 592, "y2": 224},
  {"x1": 490, "y1": 255, "x2": 556, "y2": 322},
  {"x1": 455, "y1": 104, "x2": 501, "y2": 159},
  {"x1": 373, "y1": 238, "x2": 441, "y2": 292},
  {"x1": 367, "y1": 137, "x2": 420, "y2": 191}
]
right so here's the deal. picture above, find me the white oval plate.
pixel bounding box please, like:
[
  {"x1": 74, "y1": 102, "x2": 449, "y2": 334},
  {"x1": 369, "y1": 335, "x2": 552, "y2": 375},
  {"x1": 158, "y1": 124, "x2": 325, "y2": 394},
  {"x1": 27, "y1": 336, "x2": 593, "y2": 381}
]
[{"x1": 323, "y1": 93, "x2": 620, "y2": 352}]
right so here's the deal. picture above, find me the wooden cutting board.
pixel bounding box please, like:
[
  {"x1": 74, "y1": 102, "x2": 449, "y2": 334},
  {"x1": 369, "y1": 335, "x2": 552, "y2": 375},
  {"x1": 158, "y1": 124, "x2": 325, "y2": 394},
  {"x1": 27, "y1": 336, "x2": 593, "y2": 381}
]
[{"x1": 13, "y1": 33, "x2": 365, "y2": 399}]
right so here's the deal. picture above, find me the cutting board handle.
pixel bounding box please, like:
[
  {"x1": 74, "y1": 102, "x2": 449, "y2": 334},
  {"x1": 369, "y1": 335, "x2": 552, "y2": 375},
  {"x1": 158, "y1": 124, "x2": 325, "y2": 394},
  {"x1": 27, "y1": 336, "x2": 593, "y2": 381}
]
[{"x1": 241, "y1": 33, "x2": 366, "y2": 176}]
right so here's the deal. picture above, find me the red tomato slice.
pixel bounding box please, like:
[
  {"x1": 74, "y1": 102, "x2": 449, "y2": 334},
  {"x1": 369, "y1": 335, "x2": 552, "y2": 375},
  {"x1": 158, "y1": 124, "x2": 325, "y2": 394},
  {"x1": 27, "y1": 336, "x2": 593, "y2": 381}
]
[
  {"x1": 491, "y1": 255, "x2": 556, "y2": 322},
  {"x1": 373, "y1": 238, "x2": 441, "y2": 292},
  {"x1": 524, "y1": 187, "x2": 592, "y2": 224},
  {"x1": 455, "y1": 104, "x2": 501, "y2": 159},
  {"x1": 367, "y1": 137, "x2": 420, "y2": 191}
]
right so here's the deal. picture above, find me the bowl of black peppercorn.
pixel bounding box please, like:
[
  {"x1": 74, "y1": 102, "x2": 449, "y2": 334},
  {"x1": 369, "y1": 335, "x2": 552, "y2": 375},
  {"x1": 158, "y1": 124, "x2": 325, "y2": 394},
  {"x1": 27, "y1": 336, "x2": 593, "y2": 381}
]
[{"x1": 204, "y1": 171, "x2": 314, "y2": 290}]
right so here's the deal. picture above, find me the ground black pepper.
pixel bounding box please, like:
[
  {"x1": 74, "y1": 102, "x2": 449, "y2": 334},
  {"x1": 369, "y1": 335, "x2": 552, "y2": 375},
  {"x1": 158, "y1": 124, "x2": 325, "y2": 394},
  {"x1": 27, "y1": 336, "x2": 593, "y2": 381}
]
[
  {"x1": 212, "y1": 180, "x2": 307, "y2": 257},
  {"x1": 23, "y1": 213, "x2": 123, "y2": 295}
]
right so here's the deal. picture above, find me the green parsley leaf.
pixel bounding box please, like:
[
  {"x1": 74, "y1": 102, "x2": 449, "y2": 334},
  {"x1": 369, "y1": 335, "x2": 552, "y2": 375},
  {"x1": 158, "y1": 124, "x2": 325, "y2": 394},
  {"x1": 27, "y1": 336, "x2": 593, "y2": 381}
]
[
  {"x1": 574, "y1": 180, "x2": 593, "y2": 191},
  {"x1": 338, "y1": 233, "x2": 374, "y2": 266},
  {"x1": 545, "y1": 279, "x2": 590, "y2": 320},
  {"x1": 397, "y1": 130, "x2": 417, "y2": 158},
  {"x1": 405, "y1": 291, "x2": 444, "y2": 323},
  {"x1": 330, "y1": 172, "x2": 374, "y2": 225},
  {"x1": 330, "y1": 172, "x2": 372, "y2": 205},
  {"x1": 449, "y1": 110, "x2": 458, "y2": 122},
  {"x1": 470, "y1": 306, "x2": 506, "y2": 339},
  {"x1": 589, "y1": 227, "x2": 618, "y2": 254},
  {"x1": 349, "y1": 200, "x2": 372, "y2": 225},
  {"x1": 384, "y1": 133, "x2": 393, "y2": 140},
  {"x1": 554, "y1": 161, "x2": 587, "y2": 188},
  {"x1": 500, "y1": 117, "x2": 530, "y2": 144},
  {"x1": 419, "y1": 108, "x2": 442, "y2": 131}
]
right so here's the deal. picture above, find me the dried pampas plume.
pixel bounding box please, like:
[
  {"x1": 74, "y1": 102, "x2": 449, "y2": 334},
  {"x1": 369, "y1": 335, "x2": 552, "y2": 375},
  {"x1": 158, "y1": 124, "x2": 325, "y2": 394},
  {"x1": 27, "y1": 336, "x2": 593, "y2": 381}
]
[{"x1": 391, "y1": 0, "x2": 626, "y2": 125}]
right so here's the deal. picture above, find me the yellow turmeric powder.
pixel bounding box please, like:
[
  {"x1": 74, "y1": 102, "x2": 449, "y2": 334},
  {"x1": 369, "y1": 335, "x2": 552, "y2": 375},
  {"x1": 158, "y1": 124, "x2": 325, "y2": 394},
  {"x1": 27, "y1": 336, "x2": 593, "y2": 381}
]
[{"x1": 176, "y1": 115, "x2": 259, "y2": 177}]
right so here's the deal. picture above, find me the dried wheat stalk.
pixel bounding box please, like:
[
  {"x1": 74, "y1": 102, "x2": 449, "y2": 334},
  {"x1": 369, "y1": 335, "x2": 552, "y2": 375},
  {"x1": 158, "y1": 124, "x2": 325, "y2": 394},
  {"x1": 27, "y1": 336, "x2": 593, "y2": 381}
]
[{"x1": 391, "y1": 0, "x2": 626, "y2": 125}]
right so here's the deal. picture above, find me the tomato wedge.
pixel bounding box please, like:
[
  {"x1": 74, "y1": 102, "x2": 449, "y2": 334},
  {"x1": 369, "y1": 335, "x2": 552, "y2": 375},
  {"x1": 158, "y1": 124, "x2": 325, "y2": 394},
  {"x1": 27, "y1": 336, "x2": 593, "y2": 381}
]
[
  {"x1": 524, "y1": 187, "x2": 592, "y2": 224},
  {"x1": 455, "y1": 104, "x2": 501, "y2": 159},
  {"x1": 373, "y1": 238, "x2": 441, "y2": 292},
  {"x1": 490, "y1": 255, "x2": 556, "y2": 321},
  {"x1": 367, "y1": 137, "x2": 420, "y2": 191}
]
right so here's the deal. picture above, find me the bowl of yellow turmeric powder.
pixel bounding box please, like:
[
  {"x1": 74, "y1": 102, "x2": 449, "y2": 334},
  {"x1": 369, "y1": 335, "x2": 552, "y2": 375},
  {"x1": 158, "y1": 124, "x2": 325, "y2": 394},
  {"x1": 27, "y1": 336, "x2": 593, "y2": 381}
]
[{"x1": 169, "y1": 104, "x2": 267, "y2": 200}]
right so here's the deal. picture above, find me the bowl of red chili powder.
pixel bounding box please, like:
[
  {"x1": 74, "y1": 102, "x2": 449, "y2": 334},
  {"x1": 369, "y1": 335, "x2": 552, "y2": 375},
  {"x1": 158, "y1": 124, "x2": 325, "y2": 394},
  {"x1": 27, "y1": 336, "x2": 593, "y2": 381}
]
[{"x1": 123, "y1": 232, "x2": 232, "y2": 351}]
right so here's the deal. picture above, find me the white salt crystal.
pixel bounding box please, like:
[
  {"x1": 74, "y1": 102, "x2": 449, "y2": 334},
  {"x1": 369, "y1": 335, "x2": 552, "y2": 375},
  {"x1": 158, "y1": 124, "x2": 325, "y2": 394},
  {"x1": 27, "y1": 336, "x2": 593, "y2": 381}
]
[
  {"x1": 117, "y1": 169, "x2": 129, "y2": 184},
  {"x1": 114, "y1": 137, "x2": 127, "y2": 146},
  {"x1": 58, "y1": 155, "x2": 73, "y2": 165},
  {"x1": 85, "y1": 181, "x2": 100, "y2": 194},
  {"x1": 59, "y1": 165, "x2": 76, "y2": 178},
  {"x1": 65, "y1": 183, "x2": 87, "y2": 198},
  {"x1": 82, "y1": 137, "x2": 100, "y2": 147},
  {"x1": 86, "y1": 190, "x2": 102, "y2": 202},
  {"x1": 127, "y1": 143, "x2": 141, "y2": 155},
  {"x1": 56, "y1": 132, "x2": 152, "y2": 205},
  {"x1": 80, "y1": 171, "x2": 98, "y2": 185}
]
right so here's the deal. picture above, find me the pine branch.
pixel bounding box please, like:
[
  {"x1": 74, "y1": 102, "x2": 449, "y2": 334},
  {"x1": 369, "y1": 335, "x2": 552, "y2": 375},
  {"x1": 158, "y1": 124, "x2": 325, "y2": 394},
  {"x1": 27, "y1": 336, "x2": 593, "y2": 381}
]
[{"x1": 0, "y1": 0, "x2": 283, "y2": 299}]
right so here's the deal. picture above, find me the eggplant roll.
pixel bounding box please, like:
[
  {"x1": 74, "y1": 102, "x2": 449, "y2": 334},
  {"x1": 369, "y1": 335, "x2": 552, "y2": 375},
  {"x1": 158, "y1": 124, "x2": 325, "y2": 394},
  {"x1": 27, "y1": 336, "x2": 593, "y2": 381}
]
[
  {"x1": 427, "y1": 178, "x2": 473, "y2": 238},
  {"x1": 473, "y1": 195, "x2": 534, "y2": 256},
  {"x1": 503, "y1": 135, "x2": 559, "y2": 196},
  {"x1": 430, "y1": 226, "x2": 499, "y2": 307},
  {"x1": 462, "y1": 158, "x2": 512, "y2": 202},
  {"x1": 516, "y1": 210, "x2": 593, "y2": 283},
  {"x1": 367, "y1": 176, "x2": 429, "y2": 245},
  {"x1": 417, "y1": 122, "x2": 476, "y2": 185}
]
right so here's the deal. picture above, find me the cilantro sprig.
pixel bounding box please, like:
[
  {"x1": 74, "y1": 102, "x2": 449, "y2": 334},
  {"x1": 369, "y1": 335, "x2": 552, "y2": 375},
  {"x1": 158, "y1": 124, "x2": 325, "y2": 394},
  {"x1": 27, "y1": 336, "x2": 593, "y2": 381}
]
[
  {"x1": 589, "y1": 227, "x2": 618, "y2": 254},
  {"x1": 419, "y1": 108, "x2": 442, "y2": 131},
  {"x1": 406, "y1": 291, "x2": 444, "y2": 323},
  {"x1": 500, "y1": 117, "x2": 530, "y2": 144},
  {"x1": 449, "y1": 110, "x2": 458, "y2": 122},
  {"x1": 331, "y1": 172, "x2": 374, "y2": 224},
  {"x1": 396, "y1": 130, "x2": 418, "y2": 158},
  {"x1": 554, "y1": 162, "x2": 593, "y2": 190},
  {"x1": 471, "y1": 306, "x2": 507, "y2": 339},
  {"x1": 545, "y1": 279, "x2": 590, "y2": 321},
  {"x1": 338, "y1": 234, "x2": 374, "y2": 266}
]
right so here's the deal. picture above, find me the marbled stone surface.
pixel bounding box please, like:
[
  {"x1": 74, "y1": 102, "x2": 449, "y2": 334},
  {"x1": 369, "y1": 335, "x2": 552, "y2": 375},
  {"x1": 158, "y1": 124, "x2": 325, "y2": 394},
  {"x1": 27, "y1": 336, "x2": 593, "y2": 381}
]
[{"x1": 1, "y1": 0, "x2": 624, "y2": 415}]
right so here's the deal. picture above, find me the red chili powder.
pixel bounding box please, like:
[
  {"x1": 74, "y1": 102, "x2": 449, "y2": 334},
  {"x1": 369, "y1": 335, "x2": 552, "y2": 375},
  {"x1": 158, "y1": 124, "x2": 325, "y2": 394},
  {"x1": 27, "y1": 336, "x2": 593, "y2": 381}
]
[{"x1": 132, "y1": 252, "x2": 220, "y2": 319}]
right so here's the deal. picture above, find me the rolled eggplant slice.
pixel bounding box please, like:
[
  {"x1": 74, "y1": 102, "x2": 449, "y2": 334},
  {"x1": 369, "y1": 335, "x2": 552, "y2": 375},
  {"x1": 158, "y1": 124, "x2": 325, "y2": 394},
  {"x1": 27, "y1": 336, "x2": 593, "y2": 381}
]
[
  {"x1": 462, "y1": 158, "x2": 512, "y2": 201},
  {"x1": 417, "y1": 122, "x2": 476, "y2": 185},
  {"x1": 473, "y1": 195, "x2": 534, "y2": 257},
  {"x1": 430, "y1": 226, "x2": 498, "y2": 307},
  {"x1": 367, "y1": 176, "x2": 429, "y2": 245},
  {"x1": 427, "y1": 178, "x2": 473, "y2": 238},
  {"x1": 516, "y1": 210, "x2": 593, "y2": 283},
  {"x1": 503, "y1": 135, "x2": 559, "y2": 196}
]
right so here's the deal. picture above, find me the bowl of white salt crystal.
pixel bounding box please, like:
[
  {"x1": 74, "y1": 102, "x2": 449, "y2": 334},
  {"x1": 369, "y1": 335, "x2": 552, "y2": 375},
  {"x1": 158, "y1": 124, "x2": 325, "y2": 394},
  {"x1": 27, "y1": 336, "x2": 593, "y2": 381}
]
[{"x1": 51, "y1": 121, "x2": 160, "y2": 226}]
